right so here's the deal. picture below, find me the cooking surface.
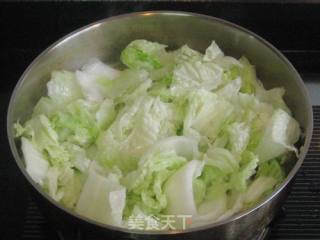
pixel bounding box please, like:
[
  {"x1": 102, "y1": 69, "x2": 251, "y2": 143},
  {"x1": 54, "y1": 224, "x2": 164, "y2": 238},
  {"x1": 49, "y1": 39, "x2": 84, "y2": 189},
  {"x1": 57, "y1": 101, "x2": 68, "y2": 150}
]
[{"x1": 1, "y1": 2, "x2": 320, "y2": 240}]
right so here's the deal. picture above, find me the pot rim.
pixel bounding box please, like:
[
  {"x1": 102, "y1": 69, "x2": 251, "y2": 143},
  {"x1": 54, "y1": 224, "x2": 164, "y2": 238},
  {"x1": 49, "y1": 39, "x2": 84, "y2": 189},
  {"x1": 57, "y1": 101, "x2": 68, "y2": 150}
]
[{"x1": 7, "y1": 10, "x2": 313, "y2": 235}]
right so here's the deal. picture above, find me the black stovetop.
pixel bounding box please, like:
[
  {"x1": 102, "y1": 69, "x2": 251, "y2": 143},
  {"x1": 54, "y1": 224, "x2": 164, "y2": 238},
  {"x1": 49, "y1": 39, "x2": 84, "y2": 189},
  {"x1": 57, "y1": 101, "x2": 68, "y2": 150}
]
[{"x1": 1, "y1": 2, "x2": 320, "y2": 240}]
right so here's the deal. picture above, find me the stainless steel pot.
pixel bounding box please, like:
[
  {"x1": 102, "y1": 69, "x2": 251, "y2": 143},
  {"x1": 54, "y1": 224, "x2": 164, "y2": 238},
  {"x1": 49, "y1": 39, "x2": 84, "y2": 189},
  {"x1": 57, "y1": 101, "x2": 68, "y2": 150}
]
[{"x1": 7, "y1": 11, "x2": 313, "y2": 240}]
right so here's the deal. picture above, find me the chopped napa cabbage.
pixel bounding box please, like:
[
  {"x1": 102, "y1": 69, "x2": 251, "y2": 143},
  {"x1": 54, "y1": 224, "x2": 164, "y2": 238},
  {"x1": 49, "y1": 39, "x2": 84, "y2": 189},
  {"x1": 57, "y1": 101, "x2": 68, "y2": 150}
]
[
  {"x1": 171, "y1": 61, "x2": 224, "y2": 93},
  {"x1": 59, "y1": 170, "x2": 86, "y2": 208},
  {"x1": 120, "y1": 39, "x2": 167, "y2": 71},
  {"x1": 21, "y1": 137, "x2": 49, "y2": 185},
  {"x1": 44, "y1": 166, "x2": 85, "y2": 208},
  {"x1": 15, "y1": 40, "x2": 301, "y2": 230},
  {"x1": 203, "y1": 41, "x2": 224, "y2": 62},
  {"x1": 256, "y1": 87, "x2": 291, "y2": 114},
  {"x1": 204, "y1": 41, "x2": 242, "y2": 70},
  {"x1": 244, "y1": 177, "x2": 277, "y2": 204},
  {"x1": 45, "y1": 167, "x2": 62, "y2": 201},
  {"x1": 204, "y1": 147, "x2": 239, "y2": 174},
  {"x1": 123, "y1": 150, "x2": 187, "y2": 217},
  {"x1": 63, "y1": 143, "x2": 91, "y2": 172},
  {"x1": 225, "y1": 57, "x2": 257, "y2": 94},
  {"x1": 229, "y1": 151, "x2": 259, "y2": 192},
  {"x1": 100, "y1": 69, "x2": 150, "y2": 100},
  {"x1": 96, "y1": 95, "x2": 178, "y2": 172},
  {"x1": 226, "y1": 122, "x2": 251, "y2": 156},
  {"x1": 20, "y1": 115, "x2": 71, "y2": 168},
  {"x1": 76, "y1": 166, "x2": 126, "y2": 226},
  {"x1": 165, "y1": 160, "x2": 204, "y2": 216},
  {"x1": 193, "y1": 178, "x2": 206, "y2": 206},
  {"x1": 215, "y1": 77, "x2": 242, "y2": 100},
  {"x1": 140, "y1": 136, "x2": 199, "y2": 164},
  {"x1": 174, "y1": 45, "x2": 203, "y2": 64},
  {"x1": 214, "y1": 56, "x2": 242, "y2": 70},
  {"x1": 245, "y1": 159, "x2": 284, "y2": 204},
  {"x1": 238, "y1": 57, "x2": 258, "y2": 94},
  {"x1": 32, "y1": 97, "x2": 60, "y2": 117},
  {"x1": 95, "y1": 98, "x2": 116, "y2": 130},
  {"x1": 47, "y1": 71, "x2": 83, "y2": 105},
  {"x1": 183, "y1": 89, "x2": 234, "y2": 145},
  {"x1": 255, "y1": 109, "x2": 300, "y2": 162},
  {"x1": 50, "y1": 100, "x2": 99, "y2": 147},
  {"x1": 82, "y1": 58, "x2": 120, "y2": 79},
  {"x1": 76, "y1": 59, "x2": 120, "y2": 102},
  {"x1": 216, "y1": 191, "x2": 244, "y2": 222},
  {"x1": 193, "y1": 182, "x2": 227, "y2": 225}
]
